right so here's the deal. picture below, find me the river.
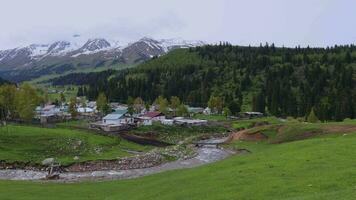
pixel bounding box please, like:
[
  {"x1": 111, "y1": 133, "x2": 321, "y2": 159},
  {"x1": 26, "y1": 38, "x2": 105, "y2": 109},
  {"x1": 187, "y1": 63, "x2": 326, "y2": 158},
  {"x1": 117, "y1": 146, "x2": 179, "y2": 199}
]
[{"x1": 0, "y1": 138, "x2": 233, "y2": 182}]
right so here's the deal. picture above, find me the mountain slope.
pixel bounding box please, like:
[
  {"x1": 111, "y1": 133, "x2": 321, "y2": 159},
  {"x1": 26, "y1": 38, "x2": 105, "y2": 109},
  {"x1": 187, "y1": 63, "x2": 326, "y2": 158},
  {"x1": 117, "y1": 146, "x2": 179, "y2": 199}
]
[
  {"x1": 0, "y1": 37, "x2": 205, "y2": 82},
  {"x1": 63, "y1": 44, "x2": 355, "y2": 121}
]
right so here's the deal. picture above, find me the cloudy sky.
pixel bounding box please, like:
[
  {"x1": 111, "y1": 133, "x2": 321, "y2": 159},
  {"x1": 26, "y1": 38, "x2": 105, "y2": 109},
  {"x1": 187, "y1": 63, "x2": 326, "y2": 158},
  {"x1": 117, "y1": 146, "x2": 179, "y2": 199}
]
[{"x1": 0, "y1": 0, "x2": 355, "y2": 49}]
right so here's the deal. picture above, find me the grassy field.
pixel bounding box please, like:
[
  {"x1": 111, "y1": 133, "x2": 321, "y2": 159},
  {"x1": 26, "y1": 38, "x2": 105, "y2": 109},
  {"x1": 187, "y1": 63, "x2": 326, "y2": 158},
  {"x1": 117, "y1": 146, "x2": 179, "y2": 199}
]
[
  {"x1": 193, "y1": 114, "x2": 229, "y2": 121},
  {"x1": 131, "y1": 122, "x2": 227, "y2": 144},
  {"x1": 56, "y1": 120, "x2": 90, "y2": 129},
  {"x1": 0, "y1": 125, "x2": 151, "y2": 165},
  {"x1": 232, "y1": 116, "x2": 282, "y2": 130},
  {"x1": 0, "y1": 123, "x2": 355, "y2": 200}
]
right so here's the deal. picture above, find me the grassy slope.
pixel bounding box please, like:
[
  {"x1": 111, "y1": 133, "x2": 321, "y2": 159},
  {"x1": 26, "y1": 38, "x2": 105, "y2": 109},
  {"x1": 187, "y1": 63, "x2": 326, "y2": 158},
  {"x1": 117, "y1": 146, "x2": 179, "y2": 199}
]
[
  {"x1": 0, "y1": 125, "x2": 151, "y2": 165},
  {"x1": 131, "y1": 122, "x2": 227, "y2": 144},
  {"x1": 0, "y1": 124, "x2": 355, "y2": 199}
]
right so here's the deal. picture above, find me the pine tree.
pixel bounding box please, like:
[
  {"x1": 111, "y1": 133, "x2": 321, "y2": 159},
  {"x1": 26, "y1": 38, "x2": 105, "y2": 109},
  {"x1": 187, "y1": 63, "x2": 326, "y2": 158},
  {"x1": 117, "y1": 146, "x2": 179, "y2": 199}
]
[{"x1": 307, "y1": 107, "x2": 319, "y2": 123}]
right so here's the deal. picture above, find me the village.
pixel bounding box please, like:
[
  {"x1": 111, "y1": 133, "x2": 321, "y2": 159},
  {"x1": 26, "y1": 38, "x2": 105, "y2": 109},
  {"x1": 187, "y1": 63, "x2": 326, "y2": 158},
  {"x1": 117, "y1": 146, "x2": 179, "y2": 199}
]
[{"x1": 35, "y1": 95, "x2": 264, "y2": 133}]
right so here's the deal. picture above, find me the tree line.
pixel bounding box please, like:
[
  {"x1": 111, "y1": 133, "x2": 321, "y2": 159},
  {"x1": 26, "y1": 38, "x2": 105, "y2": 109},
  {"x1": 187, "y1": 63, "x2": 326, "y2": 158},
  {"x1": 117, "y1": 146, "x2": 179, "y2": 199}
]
[{"x1": 51, "y1": 43, "x2": 356, "y2": 121}]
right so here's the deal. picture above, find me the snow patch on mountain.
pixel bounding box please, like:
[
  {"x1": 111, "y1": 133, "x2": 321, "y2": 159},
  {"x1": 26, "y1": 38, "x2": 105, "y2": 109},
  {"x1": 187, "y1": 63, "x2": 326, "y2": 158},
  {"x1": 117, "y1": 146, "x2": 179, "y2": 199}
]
[{"x1": 159, "y1": 38, "x2": 206, "y2": 52}]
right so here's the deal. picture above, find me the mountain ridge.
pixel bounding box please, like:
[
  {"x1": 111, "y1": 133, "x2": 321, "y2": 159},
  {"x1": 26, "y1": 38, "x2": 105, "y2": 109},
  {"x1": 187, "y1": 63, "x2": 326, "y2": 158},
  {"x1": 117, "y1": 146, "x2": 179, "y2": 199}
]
[{"x1": 0, "y1": 37, "x2": 205, "y2": 82}]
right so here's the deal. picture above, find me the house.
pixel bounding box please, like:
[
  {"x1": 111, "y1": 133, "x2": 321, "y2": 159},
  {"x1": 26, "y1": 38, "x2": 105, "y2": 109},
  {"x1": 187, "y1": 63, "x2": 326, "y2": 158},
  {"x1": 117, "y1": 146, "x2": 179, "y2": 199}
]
[
  {"x1": 36, "y1": 105, "x2": 62, "y2": 116},
  {"x1": 161, "y1": 119, "x2": 174, "y2": 125},
  {"x1": 137, "y1": 116, "x2": 153, "y2": 126},
  {"x1": 174, "y1": 118, "x2": 208, "y2": 126},
  {"x1": 109, "y1": 103, "x2": 128, "y2": 111},
  {"x1": 188, "y1": 107, "x2": 204, "y2": 114},
  {"x1": 87, "y1": 101, "x2": 97, "y2": 109},
  {"x1": 142, "y1": 111, "x2": 165, "y2": 121},
  {"x1": 102, "y1": 109, "x2": 134, "y2": 125},
  {"x1": 36, "y1": 105, "x2": 67, "y2": 123},
  {"x1": 243, "y1": 112, "x2": 264, "y2": 118},
  {"x1": 77, "y1": 107, "x2": 95, "y2": 113},
  {"x1": 89, "y1": 109, "x2": 135, "y2": 132},
  {"x1": 203, "y1": 107, "x2": 212, "y2": 115},
  {"x1": 137, "y1": 111, "x2": 165, "y2": 126}
]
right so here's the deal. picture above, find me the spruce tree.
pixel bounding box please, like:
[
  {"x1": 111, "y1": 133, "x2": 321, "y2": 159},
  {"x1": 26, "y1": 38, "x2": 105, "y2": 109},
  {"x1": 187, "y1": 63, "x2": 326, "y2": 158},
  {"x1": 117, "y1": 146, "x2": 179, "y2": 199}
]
[{"x1": 307, "y1": 107, "x2": 319, "y2": 123}]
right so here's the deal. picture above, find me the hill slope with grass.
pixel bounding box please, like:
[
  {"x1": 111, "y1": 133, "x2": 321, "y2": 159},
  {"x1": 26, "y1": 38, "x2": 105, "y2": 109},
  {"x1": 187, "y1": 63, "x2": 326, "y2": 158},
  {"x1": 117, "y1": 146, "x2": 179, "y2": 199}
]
[
  {"x1": 0, "y1": 121, "x2": 355, "y2": 200},
  {"x1": 0, "y1": 125, "x2": 151, "y2": 166}
]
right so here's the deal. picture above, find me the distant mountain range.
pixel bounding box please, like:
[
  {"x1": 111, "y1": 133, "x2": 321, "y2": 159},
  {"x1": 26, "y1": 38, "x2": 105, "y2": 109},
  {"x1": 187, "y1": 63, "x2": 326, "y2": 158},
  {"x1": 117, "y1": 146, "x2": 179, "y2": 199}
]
[{"x1": 0, "y1": 37, "x2": 205, "y2": 82}]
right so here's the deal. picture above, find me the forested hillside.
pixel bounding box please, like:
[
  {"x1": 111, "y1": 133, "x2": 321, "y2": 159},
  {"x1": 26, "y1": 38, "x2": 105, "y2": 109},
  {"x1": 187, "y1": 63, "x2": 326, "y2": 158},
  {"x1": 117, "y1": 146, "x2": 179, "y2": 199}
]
[{"x1": 51, "y1": 43, "x2": 356, "y2": 121}]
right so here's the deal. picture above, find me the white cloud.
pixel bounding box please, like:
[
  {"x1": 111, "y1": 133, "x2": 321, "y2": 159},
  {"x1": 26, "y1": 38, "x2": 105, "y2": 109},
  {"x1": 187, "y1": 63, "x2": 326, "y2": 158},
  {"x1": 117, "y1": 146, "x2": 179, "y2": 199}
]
[{"x1": 0, "y1": 0, "x2": 355, "y2": 49}]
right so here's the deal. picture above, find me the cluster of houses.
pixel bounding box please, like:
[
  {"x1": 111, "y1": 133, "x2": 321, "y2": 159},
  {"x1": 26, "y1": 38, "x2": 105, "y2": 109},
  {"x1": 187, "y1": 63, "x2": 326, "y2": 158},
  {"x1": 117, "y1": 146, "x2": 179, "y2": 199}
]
[
  {"x1": 35, "y1": 97, "x2": 263, "y2": 132},
  {"x1": 90, "y1": 109, "x2": 209, "y2": 132},
  {"x1": 35, "y1": 99, "x2": 98, "y2": 123}
]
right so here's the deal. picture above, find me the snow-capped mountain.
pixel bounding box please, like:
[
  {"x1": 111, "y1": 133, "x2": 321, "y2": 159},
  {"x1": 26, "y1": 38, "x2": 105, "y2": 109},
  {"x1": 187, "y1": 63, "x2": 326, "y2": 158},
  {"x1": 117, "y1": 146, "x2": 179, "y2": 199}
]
[{"x1": 0, "y1": 37, "x2": 205, "y2": 82}]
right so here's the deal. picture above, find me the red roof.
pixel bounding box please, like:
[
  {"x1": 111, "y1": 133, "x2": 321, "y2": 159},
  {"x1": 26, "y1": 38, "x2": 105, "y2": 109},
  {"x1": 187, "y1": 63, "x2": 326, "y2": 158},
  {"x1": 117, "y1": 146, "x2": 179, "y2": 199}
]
[{"x1": 142, "y1": 111, "x2": 163, "y2": 118}]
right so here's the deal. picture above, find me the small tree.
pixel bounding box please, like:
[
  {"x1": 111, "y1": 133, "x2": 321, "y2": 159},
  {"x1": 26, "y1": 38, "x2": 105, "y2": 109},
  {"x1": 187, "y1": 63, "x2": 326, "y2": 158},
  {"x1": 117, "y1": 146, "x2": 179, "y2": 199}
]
[
  {"x1": 60, "y1": 92, "x2": 66, "y2": 105},
  {"x1": 69, "y1": 97, "x2": 78, "y2": 119},
  {"x1": 208, "y1": 96, "x2": 224, "y2": 114},
  {"x1": 170, "y1": 96, "x2": 181, "y2": 116},
  {"x1": 223, "y1": 107, "x2": 231, "y2": 118},
  {"x1": 144, "y1": 102, "x2": 150, "y2": 112},
  {"x1": 0, "y1": 84, "x2": 17, "y2": 120},
  {"x1": 96, "y1": 93, "x2": 109, "y2": 115},
  {"x1": 307, "y1": 107, "x2": 319, "y2": 123},
  {"x1": 134, "y1": 97, "x2": 144, "y2": 114},
  {"x1": 127, "y1": 96, "x2": 134, "y2": 116},
  {"x1": 154, "y1": 96, "x2": 169, "y2": 115},
  {"x1": 177, "y1": 104, "x2": 189, "y2": 117},
  {"x1": 15, "y1": 83, "x2": 40, "y2": 122}
]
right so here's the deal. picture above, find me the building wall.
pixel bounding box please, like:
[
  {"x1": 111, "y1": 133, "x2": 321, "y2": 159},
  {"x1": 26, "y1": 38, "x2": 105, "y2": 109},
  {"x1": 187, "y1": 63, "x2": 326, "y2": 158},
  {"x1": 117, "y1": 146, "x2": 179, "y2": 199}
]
[
  {"x1": 152, "y1": 116, "x2": 166, "y2": 121},
  {"x1": 103, "y1": 118, "x2": 134, "y2": 125}
]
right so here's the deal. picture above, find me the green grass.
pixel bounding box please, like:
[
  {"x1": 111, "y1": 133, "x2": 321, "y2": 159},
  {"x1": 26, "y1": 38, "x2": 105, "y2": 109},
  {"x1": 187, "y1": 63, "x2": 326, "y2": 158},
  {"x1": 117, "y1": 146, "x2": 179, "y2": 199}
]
[
  {"x1": 1, "y1": 129, "x2": 355, "y2": 199},
  {"x1": 0, "y1": 125, "x2": 151, "y2": 165},
  {"x1": 56, "y1": 120, "x2": 90, "y2": 129},
  {"x1": 131, "y1": 122, "x2": 227, "y2": 144},
  {"x1": 236, "y1": 118, "x2": 356, "y2": 143},
  {"x1": 232, "y1": 116, "x2": 282, "y2": 130}
]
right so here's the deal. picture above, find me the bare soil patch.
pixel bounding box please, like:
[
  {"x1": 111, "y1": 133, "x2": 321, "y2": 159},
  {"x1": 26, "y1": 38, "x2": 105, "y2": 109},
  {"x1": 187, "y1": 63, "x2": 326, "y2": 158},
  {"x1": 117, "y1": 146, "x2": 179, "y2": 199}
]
[
  {"x1": 227, "y1": 129, "x2": 268, "y2": 142},
  {"x1": 323, "y1": 125, "x2": 356, "y2": 133}
]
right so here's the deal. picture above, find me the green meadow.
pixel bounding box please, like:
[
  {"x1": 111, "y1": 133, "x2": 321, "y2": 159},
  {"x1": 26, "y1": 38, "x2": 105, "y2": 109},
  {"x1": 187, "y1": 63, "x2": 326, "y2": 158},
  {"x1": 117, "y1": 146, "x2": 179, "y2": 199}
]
[{"x1": 0, "y1": 120, "x2": 355, "y2": 200}]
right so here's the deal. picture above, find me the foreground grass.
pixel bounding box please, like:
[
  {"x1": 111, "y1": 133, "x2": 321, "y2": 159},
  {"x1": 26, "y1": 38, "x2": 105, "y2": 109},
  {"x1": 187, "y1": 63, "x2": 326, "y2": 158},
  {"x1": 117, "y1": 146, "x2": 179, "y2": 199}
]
[
  {"x1": 0, "y1": 125, "x2": 151, "y2": 165},
  {"x1": 1, "y1": 129, "x2": 355, "y2": 199}
]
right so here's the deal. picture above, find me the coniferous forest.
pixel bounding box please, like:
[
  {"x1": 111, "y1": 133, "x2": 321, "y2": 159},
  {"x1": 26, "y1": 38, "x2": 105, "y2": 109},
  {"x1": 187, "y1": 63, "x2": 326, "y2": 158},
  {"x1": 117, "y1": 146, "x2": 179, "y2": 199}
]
[{"x1": 51, "y1": 43, "x2": 356, "y2": 121}]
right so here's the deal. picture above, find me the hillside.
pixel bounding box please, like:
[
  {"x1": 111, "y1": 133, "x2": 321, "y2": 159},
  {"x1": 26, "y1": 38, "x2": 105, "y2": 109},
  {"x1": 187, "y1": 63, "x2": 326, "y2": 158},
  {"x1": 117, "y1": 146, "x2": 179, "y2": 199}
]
[
  {"x1": 1, "y1": 121, "x2": 355, "y2": 200},
  {"x1": 50, "y1": 44, "x2": 356, "y2": 121},
  {"x1": 0, "y1": 125, "x2": 151, "y2": 165}
]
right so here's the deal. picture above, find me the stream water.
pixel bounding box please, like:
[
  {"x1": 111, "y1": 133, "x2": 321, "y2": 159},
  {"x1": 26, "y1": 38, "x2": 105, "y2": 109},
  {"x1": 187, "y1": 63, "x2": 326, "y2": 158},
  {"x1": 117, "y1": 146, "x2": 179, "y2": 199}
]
[{"x1": 0, "y1": 138, "x2": 233, "y2": 182}]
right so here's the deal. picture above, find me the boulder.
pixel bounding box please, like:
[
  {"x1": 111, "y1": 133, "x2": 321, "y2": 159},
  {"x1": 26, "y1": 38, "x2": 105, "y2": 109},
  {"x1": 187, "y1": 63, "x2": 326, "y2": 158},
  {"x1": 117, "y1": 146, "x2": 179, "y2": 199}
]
[{"x1": 42, "y1": 158, "x2": 55, "y2": 166}]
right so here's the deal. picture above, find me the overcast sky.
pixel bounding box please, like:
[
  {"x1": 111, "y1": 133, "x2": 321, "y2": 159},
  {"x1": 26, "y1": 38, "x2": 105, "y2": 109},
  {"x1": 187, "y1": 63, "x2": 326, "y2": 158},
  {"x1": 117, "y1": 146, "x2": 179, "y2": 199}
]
[{"x1": 0, "y1": 0, "x2": 355, "y2": 49}]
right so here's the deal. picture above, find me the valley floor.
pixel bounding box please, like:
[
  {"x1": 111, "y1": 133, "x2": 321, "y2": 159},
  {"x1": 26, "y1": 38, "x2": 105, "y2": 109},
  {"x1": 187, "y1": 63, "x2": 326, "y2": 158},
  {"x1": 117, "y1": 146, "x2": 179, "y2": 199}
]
[{"x1": 0, "y1": 119, "x2": 355, "y2": 200}]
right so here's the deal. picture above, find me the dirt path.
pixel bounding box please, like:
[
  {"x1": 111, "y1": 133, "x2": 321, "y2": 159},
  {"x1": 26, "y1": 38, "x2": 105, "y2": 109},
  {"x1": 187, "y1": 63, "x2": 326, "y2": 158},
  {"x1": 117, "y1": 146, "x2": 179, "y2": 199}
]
[{"x1": 0, "y1": 138, "x2": 233, "y2": 182}]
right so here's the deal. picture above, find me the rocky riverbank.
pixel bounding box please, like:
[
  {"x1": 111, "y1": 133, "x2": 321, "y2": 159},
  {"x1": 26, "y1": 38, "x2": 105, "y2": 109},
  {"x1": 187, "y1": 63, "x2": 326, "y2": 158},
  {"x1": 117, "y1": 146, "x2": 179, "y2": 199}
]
[{"x1": 0, "y1": 137, "x2": 233, "y2": 182}]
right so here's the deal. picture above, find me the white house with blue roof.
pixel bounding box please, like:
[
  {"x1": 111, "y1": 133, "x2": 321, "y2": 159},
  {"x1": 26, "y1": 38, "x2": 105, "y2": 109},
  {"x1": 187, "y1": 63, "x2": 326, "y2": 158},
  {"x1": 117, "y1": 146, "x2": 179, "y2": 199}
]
[{"x1": 102, "y1": 109, "x2": 134, "y2": 125}]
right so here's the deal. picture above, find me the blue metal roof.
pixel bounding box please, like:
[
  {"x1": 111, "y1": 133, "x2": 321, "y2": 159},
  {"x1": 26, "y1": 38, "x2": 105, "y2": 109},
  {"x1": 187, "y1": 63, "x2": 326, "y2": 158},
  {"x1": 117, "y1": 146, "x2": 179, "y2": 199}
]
[{"x1": 103, "y1": 109, "x2": 128, "y2": 120}]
